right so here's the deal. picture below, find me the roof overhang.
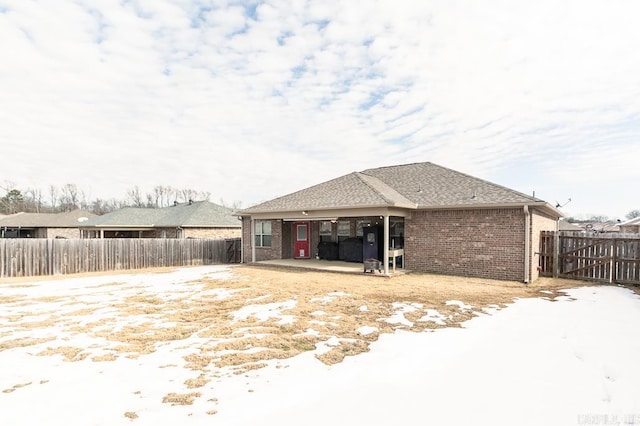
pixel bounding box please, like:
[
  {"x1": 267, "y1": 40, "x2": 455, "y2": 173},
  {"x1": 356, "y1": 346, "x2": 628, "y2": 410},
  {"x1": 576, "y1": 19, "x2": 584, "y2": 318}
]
[
  {"x1": 237, "y1": 201, "x2": 562, "y2": 220},
  {"x1": 79, "y1": 225, "x2": 157, "y2": 230},
  {"x1": 239, "y1": 205, "x2": 412, "y2": 220},
  {"x1": 180, "y1": 225, "x2": 241, "y2": 228},
  {"x1": 415, "y1": 201, "x2": 563, "y2": 218}
]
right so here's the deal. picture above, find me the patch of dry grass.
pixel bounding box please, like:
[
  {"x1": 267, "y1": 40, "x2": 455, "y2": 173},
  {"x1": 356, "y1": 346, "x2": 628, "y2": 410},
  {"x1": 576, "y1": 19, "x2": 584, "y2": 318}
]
[
  {"x1": 37, "y1": 346, "x2": 88, "y2": 362},
  {"x1": 123, "y1": 411, "x2": 138, "y2": 420},
  {"x1": 162, "y1": 392, "x2": 201, "y2": 406},
  {"x1": 2, "y1": 381, "x2": 32, "y2": 394},
  {"x1": 92, "y1": 353, "x2": 118, "y2": 362},
  {"x1": 184, "y1": 374, "x2": 210, "y2": 389},
  {"x1": 0, "y1": 337, "x2": 57, "y2": 352},
  {"x1": 0, "y1": 295, "x2": 26, "y2": 304}
]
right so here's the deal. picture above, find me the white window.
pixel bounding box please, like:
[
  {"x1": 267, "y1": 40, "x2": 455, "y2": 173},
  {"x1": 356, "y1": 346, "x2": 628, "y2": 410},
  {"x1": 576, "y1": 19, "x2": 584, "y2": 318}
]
[
  {"x1": 356, "y1": 220, "x2": 368, "y2": 237},
  {"x1": 390, "y1": 218, "x2": 404, "y2": 248},
  {"x1": 337, "y1": 220, "x2": 350, "y2": 241},
  {"x1": 255, "y1": 220, "x2": 272, "y2": 247},
  {"x1": 319, "y1": 221, "x2": 332, "y2": 242}
]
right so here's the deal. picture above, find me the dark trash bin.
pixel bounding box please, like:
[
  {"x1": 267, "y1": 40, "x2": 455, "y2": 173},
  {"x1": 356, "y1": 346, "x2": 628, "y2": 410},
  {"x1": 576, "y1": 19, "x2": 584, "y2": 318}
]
[
  {"x1": 317, "y1": 241, "x2": 339, "y2": 260},
  {"x1": 338, "y1": 237, "x2": 363, "y2": 262}
]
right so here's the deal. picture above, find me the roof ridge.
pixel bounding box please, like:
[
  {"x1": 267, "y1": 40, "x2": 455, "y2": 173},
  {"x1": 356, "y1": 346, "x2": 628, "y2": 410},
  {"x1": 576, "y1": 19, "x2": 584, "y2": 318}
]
[
  {"x1": 355, "y1": 172, "x2": 416, "y2": 207},
  {"x1": 353, "y1": 172, "x2": 394, "y2": 204},
  {"x1": 425, "y1": 162, "x2": 541, "y2": 202},
  {"x1": 364, "y1": 161, "x2": 540, "y2": 203}
]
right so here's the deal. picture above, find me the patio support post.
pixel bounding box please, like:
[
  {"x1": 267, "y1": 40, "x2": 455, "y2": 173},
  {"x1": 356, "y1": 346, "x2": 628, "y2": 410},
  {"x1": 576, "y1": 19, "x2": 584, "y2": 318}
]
[
  {"x1": 251, "y1": 218, "x2": 256, "y2": 263},
  {"x1": 523, "y1": 205, "x2": 530, "y2": 283},
  {"x1": 383, "y1": 214, "x2": 389, "y2": 275}
]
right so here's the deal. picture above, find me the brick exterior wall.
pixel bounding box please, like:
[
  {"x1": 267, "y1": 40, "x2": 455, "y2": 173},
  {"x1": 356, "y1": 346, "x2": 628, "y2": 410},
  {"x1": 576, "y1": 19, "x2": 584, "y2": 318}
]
[
  {"x1": 404, "y1": 208, "x2": 526, "y2": 281},
  {"x1": 620, "y1": 224, "x2": 640, "y2": 234},
  {"x1": 242, "y1": 218, "x2": 283, "y2": 262},
  {"x1": 183, "y1": 227, "x2": 241, "y2": 239},
  {"x1": 31, "y1": 228, "x2": 81, "y2": 239},
  {"x1": 242, "y1": 210, "x2": 557, "y2": 282},
  {"x1": 47, "y1": 228, "x2": 83, "y2": 239},
  {"x1": 529, "y1": 209, "x2": 558, "y2": 282}
]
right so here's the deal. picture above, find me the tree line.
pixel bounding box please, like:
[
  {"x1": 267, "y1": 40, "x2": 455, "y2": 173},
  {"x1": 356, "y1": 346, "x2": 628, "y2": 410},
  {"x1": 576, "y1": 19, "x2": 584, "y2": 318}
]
[
  {"x1": 564, "y1": 210, "x2": 640, "y2": 223},
  {"x1": 0, "y1": 182, "x2": 241, "y2": 216}
]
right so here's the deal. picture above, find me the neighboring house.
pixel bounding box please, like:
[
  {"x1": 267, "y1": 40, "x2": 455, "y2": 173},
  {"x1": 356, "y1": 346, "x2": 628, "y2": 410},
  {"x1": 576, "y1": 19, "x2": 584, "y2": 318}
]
[
  {"x1": 237, "y1": 162, "x2": 562, "y2": 282},
  {"x1": 79, "y1": 200, "x2": 241, "y2": 239},
  {"x1": 620, "y1": 217, "x2": 640, "y2": 234},
  {"x1": 576, "y1": 221, "x2": 621, "y2": 234},
  {"x1": 558, "y1": 220, "x2": 583, "y2": 232},
  {"x1": 0, "y1": 210, "x2": 97, "y2": 239}
]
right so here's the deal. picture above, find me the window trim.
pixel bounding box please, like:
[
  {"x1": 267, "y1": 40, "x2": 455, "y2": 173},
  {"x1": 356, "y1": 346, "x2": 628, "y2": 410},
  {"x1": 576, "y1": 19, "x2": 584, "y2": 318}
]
[{"x1": 255, "y1": 220, "x2": 272, "y2": 248}]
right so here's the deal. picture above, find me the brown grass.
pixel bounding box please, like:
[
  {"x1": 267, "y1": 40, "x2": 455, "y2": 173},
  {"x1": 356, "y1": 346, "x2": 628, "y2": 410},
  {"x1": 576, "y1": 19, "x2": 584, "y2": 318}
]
[
  {"x1": 2, "y1": 382, "x2": 32, "y2": 393},
  {"x1": 37, "y1": 346, "x2": 88, "y2": 362},
  {"x1": 92, "y1": 353, "x2": 118, "y2": 362},
  {"x1": 1, "y1": 263, "x2": 592, "y2": 412},
  {"x1": 184, "y1": 374, "x2": 210, "y2": 389},
  {"x1": 162, "y1": 392, "x2": 201, "y2": 406},
  {"x1": 0, "y1": 337, "x2": 57, "y2": 352},
  {"x1": 123, "y1": 411, "x2": 138, "y2": 420}
]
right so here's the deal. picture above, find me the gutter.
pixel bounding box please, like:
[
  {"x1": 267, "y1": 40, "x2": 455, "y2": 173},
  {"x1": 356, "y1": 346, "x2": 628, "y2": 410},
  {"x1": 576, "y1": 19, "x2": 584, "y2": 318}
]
[{"x1": 524, "y1": 205, "x2": 530, "y2": 284}]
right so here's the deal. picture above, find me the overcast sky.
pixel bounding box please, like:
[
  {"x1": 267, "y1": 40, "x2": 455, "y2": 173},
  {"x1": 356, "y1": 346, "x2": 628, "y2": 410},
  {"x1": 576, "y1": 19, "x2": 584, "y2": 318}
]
[{"x1": 1, "y1": 0, "x2": 638, "y2": 219}]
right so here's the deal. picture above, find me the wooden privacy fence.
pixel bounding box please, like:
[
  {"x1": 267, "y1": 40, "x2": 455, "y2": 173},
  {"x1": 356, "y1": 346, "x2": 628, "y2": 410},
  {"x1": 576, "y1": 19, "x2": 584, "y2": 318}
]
[
  {"x1": 539, "y1": 232, "x2": 640, "y2": 284},
  {"x1": 0, "y1": 238, "x2": 242, "y2": 278}
]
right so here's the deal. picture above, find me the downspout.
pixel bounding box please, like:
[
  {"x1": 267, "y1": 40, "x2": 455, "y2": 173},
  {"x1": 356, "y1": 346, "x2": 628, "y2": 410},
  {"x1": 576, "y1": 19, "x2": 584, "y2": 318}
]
[
  {"x1": 523, "y1": 205, "x2": 530, "y2": 284},
  {"x1": 251, "y1": 218, "x2": 256, "y2": 263},
  {"x1": 239, "y1": 217, "x2": 244, "y2": 264},
  {"x1": 383, "y1": 214, "x2": 390, "y2": 275}
]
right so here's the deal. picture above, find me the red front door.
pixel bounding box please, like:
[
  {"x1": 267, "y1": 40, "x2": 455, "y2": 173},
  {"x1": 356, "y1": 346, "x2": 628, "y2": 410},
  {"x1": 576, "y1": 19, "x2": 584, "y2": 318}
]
[{"x1": 294, "y1": 222, "x2": 310, "y2": 259}]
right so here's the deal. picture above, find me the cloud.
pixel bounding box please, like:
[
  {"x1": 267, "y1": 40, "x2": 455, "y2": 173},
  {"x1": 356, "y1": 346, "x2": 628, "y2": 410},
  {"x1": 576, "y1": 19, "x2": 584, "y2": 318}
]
[{"x1": 0, "y1": 0, "x2": 639, "y2": 217}]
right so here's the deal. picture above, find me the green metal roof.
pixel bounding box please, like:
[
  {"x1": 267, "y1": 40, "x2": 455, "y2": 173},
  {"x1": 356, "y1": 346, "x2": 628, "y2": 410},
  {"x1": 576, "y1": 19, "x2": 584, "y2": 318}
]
[{"x1": 80, "y1": 201, "x2": 240, "y2": 228}]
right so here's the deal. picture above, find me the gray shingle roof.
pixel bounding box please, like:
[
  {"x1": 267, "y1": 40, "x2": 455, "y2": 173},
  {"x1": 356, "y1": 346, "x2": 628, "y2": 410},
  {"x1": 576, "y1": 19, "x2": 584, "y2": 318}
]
[
  {"x1": 0, "y1": 210, "x2": 97, "y2": 228},
  {"x1": 240, "y1": 172, "x2": 415, "y2": 214},
  {"x1": 362, "y1": 162, "x2": 540, "y2": 207},
  {"x1": 80, "y1": 201, "x2": 240, "y2": 228},
  {"x1": 239, "y1": 162, "x2": 555, "y2": 215},
  {"x1": 621, "y1": 217, "x2": 640, "y2": 226}
]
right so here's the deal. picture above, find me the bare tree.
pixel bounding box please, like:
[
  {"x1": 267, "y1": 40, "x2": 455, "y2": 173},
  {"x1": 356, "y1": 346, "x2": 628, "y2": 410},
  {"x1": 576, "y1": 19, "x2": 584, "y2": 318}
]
[
  {"x1": 48, "y1": 185, "x2": 59, "y2": 211},
  {"x1": 59, "y1": 184, "x2": 80, "y2": 211},
  {"x1": 151, "y1": 185, "x2": 177, "y2": 207},
  {"x1": 24, "y1": 187, "x2": 45, "y2": 213},
  {"x1": 79, "y1": 188, "x2": 91, "y2": 211},
  {"x1": 218, "y1": 198, "x2": 243, "y2": 209},
  {"x1": 90, "y1": 198, "x2": 123, "y2": 215},
  {"x1": 127, "y1": 186, "x2": 145, "y2": 207},
  {"x1": 178, "y1": 188, "x2": 198, "y2": 204},
  {"x1": 626, "y1": 210, "x2": 640, "y2": 220}
]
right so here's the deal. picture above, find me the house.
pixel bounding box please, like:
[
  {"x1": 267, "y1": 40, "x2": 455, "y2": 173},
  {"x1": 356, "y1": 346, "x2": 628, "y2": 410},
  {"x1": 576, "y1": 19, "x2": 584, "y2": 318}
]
[
  {"x1": 237, "y1": 162, "x2": 562, "y2": 282},
  {"x1": 79, "y1": 200, "x2": 241, "y2": 239},
  {"x1": 558, "y1": 220, "x2": 584, "y2": 232},
  {"x1": 0, "y1": 210, "x2": 97, "y2": 239},
  {"x1": 620, "y1": 217, "x2": 640, "y2": 234},
  {"x1": 576, "y1": 221, "x2": 621, "y2": 234}
]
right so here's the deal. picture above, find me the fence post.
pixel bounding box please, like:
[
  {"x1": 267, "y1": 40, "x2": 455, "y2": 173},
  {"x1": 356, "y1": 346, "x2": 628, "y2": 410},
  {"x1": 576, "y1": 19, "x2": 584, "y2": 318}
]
[
  {"x1": 553, "y1": 231, "x2": 559, "y2": 278},
  {"x1": 610, "y1": 241, "x2": 615, "y2": 284}
]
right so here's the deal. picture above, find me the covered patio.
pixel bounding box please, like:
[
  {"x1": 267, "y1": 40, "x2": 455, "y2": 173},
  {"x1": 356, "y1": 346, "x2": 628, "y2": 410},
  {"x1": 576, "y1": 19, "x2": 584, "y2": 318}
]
[{"x1": 253, "y1": 258, "x2": 408, "y2": 276}]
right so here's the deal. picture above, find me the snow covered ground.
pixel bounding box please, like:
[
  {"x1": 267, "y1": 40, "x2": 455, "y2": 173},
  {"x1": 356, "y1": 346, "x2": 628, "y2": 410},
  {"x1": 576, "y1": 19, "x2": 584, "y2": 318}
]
[{"x1": 1, "y1": 266, "x2": 639, "y2": 426}]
